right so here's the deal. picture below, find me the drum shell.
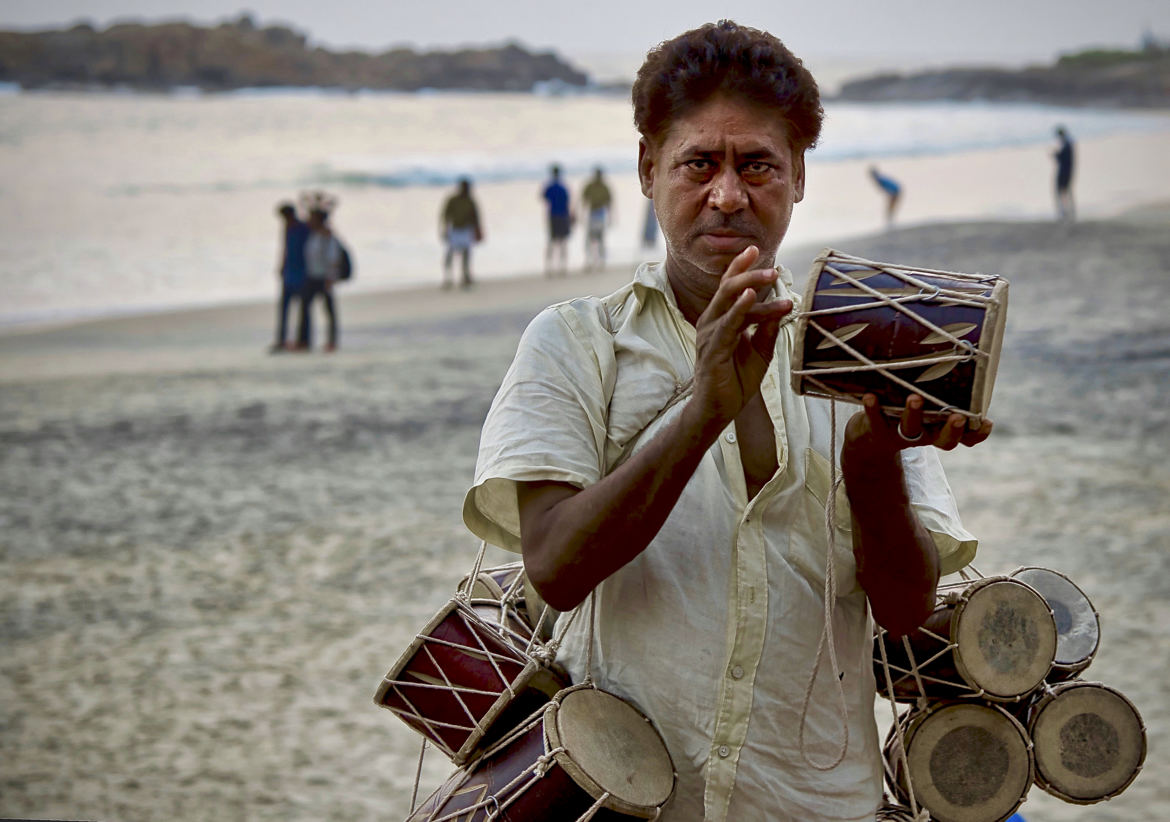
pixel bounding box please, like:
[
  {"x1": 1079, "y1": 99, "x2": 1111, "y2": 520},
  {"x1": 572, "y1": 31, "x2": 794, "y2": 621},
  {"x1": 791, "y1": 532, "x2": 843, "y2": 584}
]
[
  {"x1": 884, "y1": 701, "x2": 1034, "y2": 822},
  {"x1": 406, "y1": 687, "x2": 675, "y2": 822},
  {"x1": 459, "y1": 563, "x2": 559, "y2": 644},
  {"x1": 1022, "y1": 681, "x2": 1146, "y2": 804},
  {"x1": 375, "y1": 599, "x2": 567, "y2": 765},
  {"x1": 792, "y1": 249, "x2": 1008, "y2": 422},
  {"x1": 875, "y1": 577, "x2": 1056, "y2": 702},
  {"x1": 1009, "y1": 566, "x2": 1100, "y2": 682}
]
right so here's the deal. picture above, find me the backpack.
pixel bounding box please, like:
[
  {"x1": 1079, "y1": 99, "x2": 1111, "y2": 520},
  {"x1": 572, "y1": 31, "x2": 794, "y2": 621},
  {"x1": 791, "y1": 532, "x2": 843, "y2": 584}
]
[{"x1": 337, "y1": 241, "x2": 353, "y2": 281}]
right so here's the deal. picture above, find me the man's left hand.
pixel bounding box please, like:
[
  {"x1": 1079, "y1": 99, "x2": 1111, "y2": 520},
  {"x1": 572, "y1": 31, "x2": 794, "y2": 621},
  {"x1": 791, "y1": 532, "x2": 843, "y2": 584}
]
[{"x1": 846, "y1": 393, "x2": 993, "y2": 457}]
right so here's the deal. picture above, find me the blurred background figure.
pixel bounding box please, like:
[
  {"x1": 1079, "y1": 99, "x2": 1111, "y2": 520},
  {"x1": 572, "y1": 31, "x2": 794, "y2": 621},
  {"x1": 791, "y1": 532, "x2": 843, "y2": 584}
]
[
  {"x1": 580, "y1": 166, "x2": 613, "y2": 272},
  {"x1": 541, "y1": 164, "x2": 572, "y2": 276},
  {"x1": 271, "y1": 201, "x2": 308, "y2": 354},
  {"x1": 1054, "y1": 125, "x2": 1076, "y2": 223},
  {"x1": 869, "y1": 166, "x2": 902, "y2": 228},
  {"x1": 642, "y1": 199, "x2": 659, "y2": 251},
  {"x1": 299, "y1": 191, "x2": 342, "y2": 353},
  {"x1": 439, "y1": 177, "x2": 483, "y2": 290}
]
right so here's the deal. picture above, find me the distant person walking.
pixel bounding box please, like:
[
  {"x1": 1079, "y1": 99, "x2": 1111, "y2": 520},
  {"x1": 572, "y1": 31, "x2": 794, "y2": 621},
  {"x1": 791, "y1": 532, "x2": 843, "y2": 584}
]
[
  {"x1": 1053, "y1": 126, "x2": 1075, "y2": 223},
  {"x1": 580, "y1": 167, "x2": 613, "y2": 272},
  {"x1": 271, "y1": 202, "x2": 308, "y2": 353},
  {"x1": 541, "y1": 165, "x2": 572, "y2": 276},
  {"x1": 299, "y1": 193, "x2": 343, "y2": 352},
  {"x1": 869, "y1": 166, "x2": 901, "y2": 228},
  {"x1": 440, "y1": 177, "x2": 483, "y2": 290}
]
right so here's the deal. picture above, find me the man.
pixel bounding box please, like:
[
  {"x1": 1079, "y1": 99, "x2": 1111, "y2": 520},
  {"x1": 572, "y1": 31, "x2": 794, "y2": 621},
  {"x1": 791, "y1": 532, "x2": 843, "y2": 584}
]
[
  {"x1": 440, "y1": 177, "x2": 483, "y2": 289},
  {"x1": 299, "y1": 196, "x2": 342, "y2": 352},
  {"x1": 464, "y1": 21, "x2": 990, "y2": 820},
  {"x1": 581, "y1": 166, "x2": 613, "y2": 272},
  {"x1": 541, "y1": 164, "x2": 572, "y2": 275},
  {"x1": 271, "y1": 202, "x2": 308, "y2": 353},
  {"x1": 1053, "y1": 125, "x2": 1075, "y2": 223}
]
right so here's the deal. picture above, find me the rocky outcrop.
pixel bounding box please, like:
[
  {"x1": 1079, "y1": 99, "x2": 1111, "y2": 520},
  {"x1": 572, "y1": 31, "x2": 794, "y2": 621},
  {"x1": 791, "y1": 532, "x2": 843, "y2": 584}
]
[
  {"x1": 835, "y1": 48, "x2": 1170, "y2": 108},
  {"x1": 0, "y1": 15, "x2": 590, "y2": 92}
]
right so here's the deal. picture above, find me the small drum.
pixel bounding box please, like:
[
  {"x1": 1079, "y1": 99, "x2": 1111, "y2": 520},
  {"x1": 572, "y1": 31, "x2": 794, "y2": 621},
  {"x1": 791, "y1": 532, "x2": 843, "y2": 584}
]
[
  {"x1": 792, "y1": 248, "x2": 1009, "y2": 425},
  {"x1": 406, "y1": 685, "x2": 676, "y2": 821},
  {"x1": 884, "y1": 701, "x2": 1034, "y2": 822},
  {"x1": 1023, "y1": 681, "x2": 1146, "y2": 804},
  {"x1": 1009, "y1": 566, "x2": 1099, "y2": 681},
  {"x1": 375, "y1": 599, "x2": 567, "y2": 765},
  {"x1": 459, "y1": 562, "x2": 558, "y2": 645},
  {"x1": 875, "y1": 576, "x2": 1056, "y2": 702}
]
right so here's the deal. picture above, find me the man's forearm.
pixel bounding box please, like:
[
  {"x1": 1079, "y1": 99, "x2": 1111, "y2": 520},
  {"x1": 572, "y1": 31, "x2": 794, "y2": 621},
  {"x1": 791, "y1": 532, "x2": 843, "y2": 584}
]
[
  {"x1": 843, "y1": 447, "x2": 939, "y2": 638},
  {"x1": 520, "y1": 401, "x2": 724, "y2": 611}
]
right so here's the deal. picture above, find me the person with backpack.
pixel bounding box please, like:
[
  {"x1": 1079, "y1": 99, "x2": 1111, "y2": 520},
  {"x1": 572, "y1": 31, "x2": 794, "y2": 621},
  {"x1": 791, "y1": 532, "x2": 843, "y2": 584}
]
[{"x1": 297, "y1": 192, "x2": 346, "y2": 353}]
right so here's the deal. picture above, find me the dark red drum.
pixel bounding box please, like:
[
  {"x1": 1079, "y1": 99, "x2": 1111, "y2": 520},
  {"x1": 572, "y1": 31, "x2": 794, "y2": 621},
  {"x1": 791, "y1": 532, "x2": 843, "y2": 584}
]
[
  {"x1": 792, "y1": 248, "x2": 1009, "y2": 425},
  {"x1": 875, "y1": 576, "x2": 1056, "y2": 703},
  {"x1": 459, "y1": 562, "x2": 558, "y2": 646},
  {"x1": 1009, "y1": 566, "x2": 1100, "y2": 681},
  {"x1": 884, "y1": 701, "x2": 1034, "y2": 822},
  {"x1": 1023, "y1": 681, "x2": 1146, "y2": 804},
  {"x1": 374, "y1": 599, "x2": 566, "y2": 765},
  {"x1": 406, "y1": 685, "x2": 676, "y2": 821}
]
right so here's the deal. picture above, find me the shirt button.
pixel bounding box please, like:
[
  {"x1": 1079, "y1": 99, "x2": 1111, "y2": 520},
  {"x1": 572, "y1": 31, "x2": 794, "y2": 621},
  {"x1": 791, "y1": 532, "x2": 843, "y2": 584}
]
[
  {"x1": 725, "y1": 431, "x2": 737, "y2": 444},
  {"x1": 718, "y1": 745, "x2": 731, "y2": 758},
  {"x1": 731, "y1": 666, "x2": 745, "y2": 680}
]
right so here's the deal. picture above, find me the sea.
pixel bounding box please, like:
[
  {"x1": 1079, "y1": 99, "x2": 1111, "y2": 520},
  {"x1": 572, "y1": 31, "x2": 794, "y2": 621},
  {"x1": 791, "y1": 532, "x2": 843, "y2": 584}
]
[{"x1": 1, "y1": 83, "x2": 1168, "y2": 330}]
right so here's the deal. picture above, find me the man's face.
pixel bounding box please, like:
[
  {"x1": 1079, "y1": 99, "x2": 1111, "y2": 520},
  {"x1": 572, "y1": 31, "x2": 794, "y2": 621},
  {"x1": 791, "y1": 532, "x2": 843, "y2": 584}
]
[{"x1": 638, "y1": 93, "x2": 805, "y2": 286}]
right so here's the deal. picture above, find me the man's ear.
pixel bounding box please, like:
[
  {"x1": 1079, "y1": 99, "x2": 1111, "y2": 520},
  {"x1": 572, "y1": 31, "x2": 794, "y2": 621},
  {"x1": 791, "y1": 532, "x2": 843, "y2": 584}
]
[
  {"x1": 793, "y1": 151, "x2": 806, "y2": 204},
  {"x1": 637, "y1": 136, "x2": 656, "y2": 198}
]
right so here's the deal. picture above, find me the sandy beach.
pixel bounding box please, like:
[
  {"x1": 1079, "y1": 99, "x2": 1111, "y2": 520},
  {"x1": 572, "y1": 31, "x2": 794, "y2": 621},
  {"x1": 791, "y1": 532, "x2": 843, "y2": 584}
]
[{"x1": 2, "y1": 205, "x2": 1169, "y2": 821}]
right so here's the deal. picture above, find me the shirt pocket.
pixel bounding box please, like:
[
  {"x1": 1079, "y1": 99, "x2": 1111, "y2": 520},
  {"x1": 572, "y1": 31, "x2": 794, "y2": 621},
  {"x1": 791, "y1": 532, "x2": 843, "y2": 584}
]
[{"x1": 801, "y1": 447, "x2": 860, "y2": 596}]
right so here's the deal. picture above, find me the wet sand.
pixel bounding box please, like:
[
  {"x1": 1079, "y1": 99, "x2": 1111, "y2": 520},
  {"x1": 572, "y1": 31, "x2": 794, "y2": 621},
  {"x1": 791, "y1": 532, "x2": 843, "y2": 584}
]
[{"x1": 2, "y1": 209, "x2": 1168, "y2": 821}]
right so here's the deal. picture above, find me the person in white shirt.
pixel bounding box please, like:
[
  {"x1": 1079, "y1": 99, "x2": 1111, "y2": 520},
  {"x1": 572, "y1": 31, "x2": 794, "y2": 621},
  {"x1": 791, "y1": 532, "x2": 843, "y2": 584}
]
[
  {"x1": 464, "y1": 20, "x2": 992, "y2": 821},
  {"x1": 298, "y1": 205, "x2": 342, "y2": 352}
]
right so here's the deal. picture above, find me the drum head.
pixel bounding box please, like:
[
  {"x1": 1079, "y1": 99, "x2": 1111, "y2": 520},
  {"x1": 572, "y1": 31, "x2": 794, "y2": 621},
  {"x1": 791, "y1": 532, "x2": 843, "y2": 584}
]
[
  {"x1": 1011, "y1": 567, "x2": 1099, "y2": 668},
  {"x1": 1030, "y1": 682, "x2": 1146, "y2": 803},
  {"x1": 547, "y1": 687, "x2": 675, "y2": 817},
  {"x1": 900, "y1": 703, "x2": 1032, "y2": 822},
  {"x1": 953, "y1": 578, "x2": 1056, "y2": 699}
]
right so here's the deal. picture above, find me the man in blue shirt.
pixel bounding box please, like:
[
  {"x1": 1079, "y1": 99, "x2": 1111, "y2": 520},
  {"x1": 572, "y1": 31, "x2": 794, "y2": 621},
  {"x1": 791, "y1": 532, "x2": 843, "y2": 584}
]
[
  {"x1": 541, "y1": 164, "x2": 572, "y2": 276},
  {"x1": 272, "y1": 202, "x2": 308, "y2": 353}
]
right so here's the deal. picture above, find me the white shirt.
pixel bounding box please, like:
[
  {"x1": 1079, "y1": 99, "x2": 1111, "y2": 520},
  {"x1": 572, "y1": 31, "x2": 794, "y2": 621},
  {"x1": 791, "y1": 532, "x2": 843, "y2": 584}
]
[
  {"x1": 305, "y1": 231, "x2": 341, "y2": 280},
  {"x1": 464, "y1": 261, "x2": 976, "y2": 821}
]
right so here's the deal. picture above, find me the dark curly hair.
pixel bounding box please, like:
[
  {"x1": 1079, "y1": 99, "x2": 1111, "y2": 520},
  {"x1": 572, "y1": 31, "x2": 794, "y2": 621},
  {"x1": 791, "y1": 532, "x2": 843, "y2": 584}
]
[{"x1": 632, "y1": 20, "x2": 823, "y2": 152}]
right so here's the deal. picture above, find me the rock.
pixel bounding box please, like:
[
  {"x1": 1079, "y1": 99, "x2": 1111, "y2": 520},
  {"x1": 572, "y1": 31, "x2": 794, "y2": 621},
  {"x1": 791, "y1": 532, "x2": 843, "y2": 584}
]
[{"x1": 0, "y1": 15, "x2": 590, "y2": 92}]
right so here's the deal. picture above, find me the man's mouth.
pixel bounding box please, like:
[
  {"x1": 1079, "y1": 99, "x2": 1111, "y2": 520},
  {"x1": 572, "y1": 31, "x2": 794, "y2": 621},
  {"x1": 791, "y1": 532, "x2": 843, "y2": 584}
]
[{"x1": 698, "y1": 230, "x2": 752, "y2": 252}]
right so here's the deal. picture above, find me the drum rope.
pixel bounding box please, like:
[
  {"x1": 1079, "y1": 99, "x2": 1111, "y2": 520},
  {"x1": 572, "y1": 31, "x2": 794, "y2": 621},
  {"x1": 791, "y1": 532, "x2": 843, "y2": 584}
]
[
  {"x1": 458, "y1": 540, "x2": 491, "y2": 601},
  {"x1": 797, "y1": 399, "x2": 851, "y2": 771},
  {"x1": 876, "y1": 632, "x2": 926, "y2": 820},
  {"x1": 577, "y1": 792, "x2": 613, "y2": 821},
  {"x1": 795, "y1": 319, "x2": 977, "y2": 423},
  {"x1": 409, "y1": 737, "x2": 427, "y2": 814}
]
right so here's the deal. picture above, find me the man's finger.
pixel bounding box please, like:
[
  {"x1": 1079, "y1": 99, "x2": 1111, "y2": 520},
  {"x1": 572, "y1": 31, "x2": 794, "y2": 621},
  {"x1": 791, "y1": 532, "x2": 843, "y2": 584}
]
[
  {"x1": 897, "y1": 395, "x2": 925, "y2": 443},
  {"x1": 961, "y1": 419, "x2": 994, "y2": 447},
  {"x1": 932, "y1": 413, "x2": 966, "y2": 451}
]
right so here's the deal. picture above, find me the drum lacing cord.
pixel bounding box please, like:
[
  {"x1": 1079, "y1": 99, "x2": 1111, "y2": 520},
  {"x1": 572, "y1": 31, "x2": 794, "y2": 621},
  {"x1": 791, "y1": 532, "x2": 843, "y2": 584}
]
[
  {"x1": 797, "y1": 399, "x2": 852, "y2": 771},
  {"x1": 795, "y1": 317, "x2": 981, "y2": 427},
  {"x1": 876, "y1": 633, "x2": 928, "y2": 821},
  {"x1": 409, "y1": 737, "x2": 427, "y2": 814}
]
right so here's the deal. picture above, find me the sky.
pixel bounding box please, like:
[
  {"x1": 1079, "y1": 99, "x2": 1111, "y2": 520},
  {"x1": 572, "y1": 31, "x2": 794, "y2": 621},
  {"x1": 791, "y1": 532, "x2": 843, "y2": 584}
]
[{"x1": 2, "y1": 0, "x2": 1168, "y2": 81}]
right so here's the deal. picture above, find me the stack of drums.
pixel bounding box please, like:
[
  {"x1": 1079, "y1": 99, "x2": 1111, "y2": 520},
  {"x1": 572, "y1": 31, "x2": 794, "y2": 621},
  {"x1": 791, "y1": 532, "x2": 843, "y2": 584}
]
[
  {"x1": 874, "y1": 569, "x2": 1146, "y2": 821},
  {"x1": 375, "y1": 563, "x2": 676, "y2": 821}
]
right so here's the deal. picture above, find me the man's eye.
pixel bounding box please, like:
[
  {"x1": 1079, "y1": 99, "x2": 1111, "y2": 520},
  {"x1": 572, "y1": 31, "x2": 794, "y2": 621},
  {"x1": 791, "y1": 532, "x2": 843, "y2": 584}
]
[
  {"x1": 742, "y1": 162, "x2": 772, "y2": 175},
  {"x1": 687, "y1": 159, "x2": 714, "y2": 171}
]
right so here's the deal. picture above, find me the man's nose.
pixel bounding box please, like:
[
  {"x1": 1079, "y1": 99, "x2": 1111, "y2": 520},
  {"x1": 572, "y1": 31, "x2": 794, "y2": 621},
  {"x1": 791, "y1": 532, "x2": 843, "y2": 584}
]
[{"x1": 708, "y1": 166, "x2": 748, "y2": 212}]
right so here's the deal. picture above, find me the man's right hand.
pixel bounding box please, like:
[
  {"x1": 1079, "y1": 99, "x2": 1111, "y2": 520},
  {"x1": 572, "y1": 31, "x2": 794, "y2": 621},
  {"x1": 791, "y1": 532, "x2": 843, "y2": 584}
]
[{"x1": 689, "y1": 245, "x2": 792, "y2": 433}]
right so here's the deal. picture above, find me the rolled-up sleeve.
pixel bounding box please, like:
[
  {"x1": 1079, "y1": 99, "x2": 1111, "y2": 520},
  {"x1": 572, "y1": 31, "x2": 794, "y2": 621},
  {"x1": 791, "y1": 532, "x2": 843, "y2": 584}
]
[
  {"x1": 463, "y1": 303, "x2": 612, "y2": 552},
  {"x1": 901, "y1": 446, "x2": 978, "y2": 576}
]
